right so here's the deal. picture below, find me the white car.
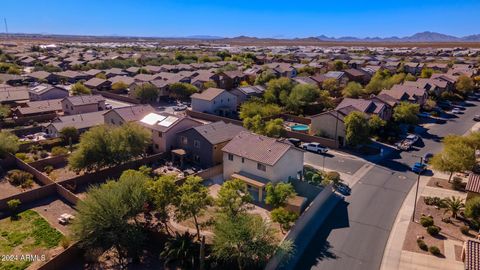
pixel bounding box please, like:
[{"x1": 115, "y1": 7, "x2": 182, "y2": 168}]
[
  {"x1": 301, "y1": 142, "x2": 328, "y2": 154},
  {"x1": 405, "y1": 134, "x2": 419, "y2": 144},
  {"x1": 451, "y1": 108, "x2": 461, "y2": 114}
]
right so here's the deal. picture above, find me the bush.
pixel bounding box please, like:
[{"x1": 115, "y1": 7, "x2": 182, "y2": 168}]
[
  {"x1": 44, "y1": 165, "x2": 54, "y2": 174},
  {"x1": 470, "y1": 219, "x2": 480, "y2": 231},
  {"x1": 460, "y1": 226, "x2": 470, "y2": 235},
  {"x1": 305, "y1": 171, "x2": 314, "y2": 181},
  {"x1": 60, "y1": 236, "x2": 71, "y2": 249},
  {"x1": 51, "y1": 146, "x2": 68, "y2": 156},
  {"x1": 452, "y1": 177, "x2": 466, "y2": 191},
  {"x1": 429, "y1": 246, "x2": 441, "y2": 256},
  {"x1": 311, "y1": 174, "x2": 322, "y2": 185},
  {"x1": 420, "y1": 216, "x2": 434, "y2": 227},
  {"x1": 7, "y1": 169, "x2": 34, "y2": 188},
  {"x1": 15, "y1": 153, "x2": 33, "y2": 163},
  {"x1": 417, "y1": 239, "x2": 428, "y2": 251},
  {"x1": 39, "y1": 150, "x2": 49, "y2": 159},
  {"x1": 427, "y1": 225, "x2": 441, "y2": 236},
  {"x1": 423, "y1": 196, "x2": 446, "y2": 208},
  {"x1": 326, "y1": 171, "x2": 341, "y2": 185}
]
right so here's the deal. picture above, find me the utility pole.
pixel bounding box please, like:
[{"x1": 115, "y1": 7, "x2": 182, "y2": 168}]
[{"x1": 411, "y1": 155, "x2": 424, "y2": 222}]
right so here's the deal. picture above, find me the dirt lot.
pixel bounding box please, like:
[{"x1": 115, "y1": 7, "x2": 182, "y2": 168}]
[
  {"x1": 31, "y1": 196, "x2": 77, "y2": 235},
  {"x1": 427, "y1": 177, "x2": 466, "y2": 192},
  {"x1": 0, "y1": 175, "x2": 41, "y2": 200}
]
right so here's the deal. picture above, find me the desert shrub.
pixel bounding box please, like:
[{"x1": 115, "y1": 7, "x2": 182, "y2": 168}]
[
  {"x1": 460, "y1": 226, "x2": 470, "y2": 235},
  {"x1": 15, "y1": 153, "x2": 33, "y2": 163},
  {"x1": 417, "y1": 239, "x2": 428, "y2": 251},
  {"x1": 429, "y1": 246, "x2": 441, "y2": 256},
  {"x1": 44, "y1": 165, "x2": 54, "y2": 174},
  {"x1": 326, "y1": 171, "x2": 341, "y2": 185},
  {"x1": 427, "y1": 225, "x2": 441, "y2": 236},
  {"x1": 452, "y1": 177, "x2": 466, "y2": 191},
  {"x1": 60, "y1": 236, "x2": 71, "y2": 249},
  {"x1": 305, "y1": 171, "x2": 314, "y2": 181},
  {"x1": 424, "y1": 196, "x2": 446, "y2": 208},
  {"x1": 7, "y1": 169, "x2": 34, "y2": 188},
  {"x1": 420, "y1": 216, "x2": 434, "y2": 227},
  {"x1": 311, "y1": 174, "x2": 322, "y2": 185},
  {"x1": 51, "y1": 146, "x2": 68, "y2": 156},
  {"x1": 39, "y1": 150, "x2": 49, "y2": 159}
]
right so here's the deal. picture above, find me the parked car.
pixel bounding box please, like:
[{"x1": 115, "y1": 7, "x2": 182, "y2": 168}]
[
  {"x1": 423, "y1": 153, "x2": 433, "y2": 163},
  {"x1": 105, "y1": 103, "x2": 113, "y2": 110},
  {"x1": 474, "y1": 115, "x2": 480, "y2": 121},
  {"x1": 173, "y1": 105, "x2": 188, "y2": 111},
  {"x1": 301, "y1": 142, "x2": 328, "y2": 154},
  {"x1": 405, "y1": 134, "x2": 419, "y2": 144},
  {"x1": 411, "y1": 162, "x2": 427, "y2": 174},
  {"x1": 451, "y1": 108, "x2": 461, "y2": 114},
  {"x1": 286, "y1": 138, "x2": 301, "y2": 147},
  {"x1": 335, "y1": 182, "x2": 351, "y2": 196}
]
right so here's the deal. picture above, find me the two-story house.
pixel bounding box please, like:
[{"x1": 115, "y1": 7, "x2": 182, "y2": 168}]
[
  {"x1": 28, "y1": 84, "x2": 69, "y2": 101},
  {"x1": 191, "y1": 88, "x2": 237, "y2": 117},
  {"x1": 61, "y1": 95, "x2": 106, "y2": 115}
]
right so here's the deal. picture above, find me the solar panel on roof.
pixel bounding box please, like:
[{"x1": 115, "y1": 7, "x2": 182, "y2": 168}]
[
  {"x1": 140, "y1": 113, "x2": 166, "y2": 125},
  {"x1": 158, "y1": 116, "x2": 178, "y2": 127}
]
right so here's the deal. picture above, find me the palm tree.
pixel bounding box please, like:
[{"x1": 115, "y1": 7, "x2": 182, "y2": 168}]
[
  {"x1": 160, "y1": 232, "x2": 198, "y2": 268},
  {"x1": 443, "y1": 196, "x2": 465, "y2": 218}
]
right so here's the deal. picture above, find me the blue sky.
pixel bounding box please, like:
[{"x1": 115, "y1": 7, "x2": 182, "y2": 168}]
[{"x1": 2, "y1": 0, "x2": 479, "y2": 38}]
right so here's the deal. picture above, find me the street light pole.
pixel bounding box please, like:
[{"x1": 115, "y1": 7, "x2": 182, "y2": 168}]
[
  {"x1": 412, "y1": 155, "x2": 423, "y2": 222},
  {"x1": 323, "y1": 155, "x2": 326, "y2": 171}
]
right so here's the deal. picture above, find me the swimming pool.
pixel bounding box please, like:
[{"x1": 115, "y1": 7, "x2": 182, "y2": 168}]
[{"x1": 291, "y1": 124, "x2": 309, "y2": 132}]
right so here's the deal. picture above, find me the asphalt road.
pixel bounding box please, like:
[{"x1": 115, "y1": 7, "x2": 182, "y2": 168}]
[
  {"x1": 304, "y1": 151, "x2": 365, "y2": 176},
  {"x1": 296, "y1": 99, "x2": 480, "y2": 270}
]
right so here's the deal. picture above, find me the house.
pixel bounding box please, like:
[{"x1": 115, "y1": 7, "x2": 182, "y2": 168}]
[
  {"x1": 26, "y1": 71, "x2": 58, "y2": 84},
  {"x1": 466, "y1": 174, "x2": 480, "y2": 201},
  {"x1": 190, "y1": 70, "x2": 218, "y2": 90},
  {"x1": 108, "y1": 76, "x2": 137, "y2": 90},
  {"x1": 45, "y1": 111, "x2": 105, "y2": 137},
  {"x1": 28, "y1": 84, "x2": 69, "y2": 101},
  {"x1": 12, "y1": 99, "x2": 63, "y2": 118},
  {"x1": 84, "y1": 77, "x2": 112, "y2": 90},
  {"x1": 309, "y1": 110, "x2": 347, "y2": 146},
  {"x1": 336, "y1": 97, "x2": 392, "y2": 121},
  {"x1": 191, "y1": 88, "x2": 237, "y2": 117},
  {"x1": 176, "y1": 121, "x2": 247, "y2": 168},
  {"x1": 215, "y1": 70, "x2": 247, "y2": 90},
  {"x1": 61, "y1": 95, "x2": 106, "y2": 115},
  {"x1": 403, "y1": 62, "x2": 421, "y2": 75},
  {"x1": 379, "y1": 84, "x2": 428, "y2": 106},
  {"x1": 403, "y1": 78, "x2": 450, "y2": 96},
  {"x1": 324, "y1": 71, "x2": 349, "y2": 87},
  {"x1": 343, "y1": 68, "x2": 371, "y2": 85},
  {"x1": 0, "y1": 86, "x2": 30, "y2": 105},
  {"x1": 267, "y1": 63, "x2": 297, "y2": 78},
  {"x1": 138, "y1": 112, "x2": 202, "y2": 153},
  {"x1": 230, "y1": 85, "x2": 265, "y2": 107},
  {"x1": 222, "y1": 131, "x2": 304, "y2": 201},
  {"x1": 293, "y1": 76, "x2": 319, "y2": 86},
  {"x1": 425, "y1": 63, "x2": 449, "y2": 73},
  {"x1": 103, "y1": 104, "x2": 155, "y2": 126},
  {"x1": 55, "y1": 70, "x2": 89, "y2": 83}
]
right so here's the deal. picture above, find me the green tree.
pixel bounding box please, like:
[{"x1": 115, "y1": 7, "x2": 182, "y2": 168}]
[
  {"x1": 203, "y1": 80, "x2": 217, "y2": 89},
  {"x1": 456, "y1": 75, "x2": 475, "y2": 95},
  {"x1": 95, "y1": 72, "x2": 107, "y2": 79},
  {"x1": 263, "y1": 118, "x2": 284, "y2": 137},
  {"x1": 285, "y1": 84, "x2": 320, "y2": 114},
  {"x1": 265, "y1": 182, "x2": 296, "y2": 208},
  {"x1": 73, "y1": 170, "x2": 150, "y2": 264},
  {"x1": 169, "y1": 82, "x2": 198, "y2": 100},
  {"x1": 0, "y1": 131, "x2": 19, "y2": 158},
  {"x1": 147, "y1": 175, "x2": 179, "y2": 234},
  {"x1": 271, "y1": 207, "x2": 298, "y2": 233},
  {"x1": 212, "y1": 213, "x2": 292, "y2": 270},
  {"x1": 254, "y1": 70, "x2": 277, "y2": 85},
  {"x1": 175, "y1": 176, "x2": 213, "y2": 240},
  {"x1": 342, "y1": 82, "x2": 364, "y2": 98},
  {"x1": 160, "y1": 232, "x2": 198, "y2": 268},
  {"x1": 0, "y1": 104, "x2": 10, "y2": 120},
  {"x1": 133, "y1": 83, "x2": 159, "y2": 103},
  {"x1": 393, "y1": 102, "x2": 420, "y2": 125},
  {"x1": 368, "y1": 115, "x2": 386, "y2": 136},
  {"x1": 68, "y1": 123, "x2": 151, "y2": 172},
  {"x1": 465, "y1": 197, "x2": 480, "y2": 221},
  {"x1": 322, "y1": 78, "x2": 339, "y2": 95},
  {"x1": 264, "y1": 77, "x2": 294, "y2": 105},
  {"x1": 60, "y1": 126, "x2": 79, "y2": 145},
  {"x1": 431, "y1": 136, "x2": 476, "y2": 182},
  {"x1": 7, "y1": 199, "x2": 21, "y2": 219},
  {"x1": 111, "y1": 81, "x2": 128, "y2": 92},
  {"x1": 216, "y1": 179, "x2": 252, "y2": 218},
  {"x1": 71, "y1": 82, "x2": 92, "y2": 96},
  {"x1": 344, "y1": 111, "x2": 370, "y2": 146},
  {"x1": 405, "y1": 73, "x2": 417, "y2": 81},
  {"x1": 239, "y1": 100, "x2": 281, "y2": 119},
  {"x1": 7, "y1": 66, "x2": 21, "y2": 75},
  {"x1": 420, "y1": 68, "x2": 434, "y2": 78},
  {"x1": 332, "y1": 60, "x2": 346, "y2": 71},
  {"x1": 443, "y1": 196, "x2": 464, "y2": 218}
]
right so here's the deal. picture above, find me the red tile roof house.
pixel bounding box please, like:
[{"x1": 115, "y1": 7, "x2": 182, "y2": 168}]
[
  {"x1": 191, "y1": 88, "x2": 238, "y2": 117},
  {"x1": 466, "y1": 174, "x2": 480, "y2": 201},
  {"x1": 61, "y1": 95, "x2": 106, "y2": 115},
  {"x1": 222, "y1": 131, "x2": 304, "y2": 202},
  {"x1": 379, "y1": 84, "x2": 428, "y2": 106},
  {"x1": 462, "y1": 240, "x2": 480, "y2": 270},
  {"x1": 137, "y1": 112, "x2": 203, "y2": 153}
]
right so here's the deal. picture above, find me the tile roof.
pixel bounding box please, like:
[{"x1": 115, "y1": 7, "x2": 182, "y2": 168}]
[
  {"x1": 190, "y1": 121, "x2": 247, "y2": 145},
  {"x1": 29, "y1": 84, "x2": 67, "y2": 95},
  {"x1": 16, "y1": 99, "x2": 62, "y2": 115},
  {"x1": 63, "y1": 94, "x2": 105, "y2": 106},
  {"x1": 336, "y1": 98, "x2": 385, "y2": 114},
  {"x1": 222, "y1": 131, "x2": 299, "y2": 166},
  {"x1": 84, "y1": 77, "x2": 108, "y2": 88},
  {"x1": 465, "y1": 240, "x2": 480, "y2": 270},
  {"x1": 191, "y1": 88, "x2": 229, "y2": 101},
  {"x1": 107, "y1": 105, "x2": 155, "y2": 122},
  {"x1": 50, "y1": 111, "x2": 105, "y2": 131},
  {"x1": 467, "y1": 174, "x2": 480, "y2": 194}
]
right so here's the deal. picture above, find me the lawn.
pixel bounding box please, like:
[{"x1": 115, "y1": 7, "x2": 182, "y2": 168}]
[{"x1": 0, "y1": 210, "x2": 63, "y2": 270}]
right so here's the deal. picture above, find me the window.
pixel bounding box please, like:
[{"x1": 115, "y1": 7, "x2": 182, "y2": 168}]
[
  {"x1": 242, "y1": 157, "x2": 245, "y2": 163},
  {"x1": 158, "y1": 132, "x2": 163, "y2": 137},
  {"x1": 194, "y1": 140, "x2": 200, "y2": 148},
  {"x1": 257, "y1": 163, "x2": 266, "y2": 172},
  {"x1": 180, "y1": 136, "x2": 188, "y2": 145},
  {"x1": 228, "y1": 153, "x2": 234, "y2": 161}
]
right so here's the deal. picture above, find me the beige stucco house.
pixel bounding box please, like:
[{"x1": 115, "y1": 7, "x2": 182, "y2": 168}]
[{"x1": 61, "y1": 95, "x2": 106, "y2": 115}]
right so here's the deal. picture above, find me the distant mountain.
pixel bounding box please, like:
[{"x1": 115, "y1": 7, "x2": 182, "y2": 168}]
[{"x1": 314, "y1": 31, "x2": 480, "y2": 42}]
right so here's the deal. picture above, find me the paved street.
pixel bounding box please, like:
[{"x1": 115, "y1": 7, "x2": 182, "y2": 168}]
[{"x1": 296, "y1": 99, "x2": 480, "y2": 270}]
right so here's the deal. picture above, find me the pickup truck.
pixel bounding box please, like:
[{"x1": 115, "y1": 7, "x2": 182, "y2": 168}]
[
  {"x1": 301, "y1": 142, "x2": 329, "y2": 154},
  {"x1": 395, "y1": 134, "x2": 419, "y2": 151}
]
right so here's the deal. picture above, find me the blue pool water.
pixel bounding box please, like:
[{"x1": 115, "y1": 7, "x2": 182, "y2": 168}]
[{"x1": 291, "y1": 125, "x2": 309, "y2": 131}]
